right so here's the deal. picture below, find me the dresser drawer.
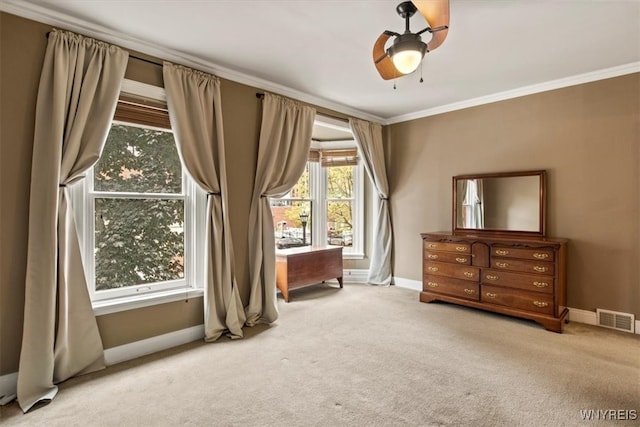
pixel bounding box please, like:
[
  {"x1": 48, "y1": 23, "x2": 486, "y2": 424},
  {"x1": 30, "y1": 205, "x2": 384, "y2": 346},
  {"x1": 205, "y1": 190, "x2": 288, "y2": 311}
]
[
  {"x1": 481, "y1": 269, "x2": 553, "y2": 294},
  {"x1": 424, "y1": 261, "x2": 479, "y2": 281},
  {"x1": 491, "y1": 246, "x2": 554, "y2": 262},
  {"x1": 490, "y1": 258, "x2": 554, "y2": 276},
  {"x1": 423, "y1": 241, "x2": 471, "y2": 254},
  {"x1": 424, "y1": 250, "x2": 471, "y2": 265},
  {"x1": 482, "y1": 285, "x2": 554, "y2": 315},
  {"x1": 423, "y1": 275, "x2": 479, "y2": 301}
]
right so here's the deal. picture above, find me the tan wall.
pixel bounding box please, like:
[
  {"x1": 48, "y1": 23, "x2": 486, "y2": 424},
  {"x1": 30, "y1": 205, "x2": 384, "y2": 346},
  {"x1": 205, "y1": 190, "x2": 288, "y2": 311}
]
[
  {"x1": 0, "y1": 12, "x2": 371, "y2": 375},
  {"x1": 388, "y1": 73, "x2": 640, "y2": 316},
  {"x1": 0, "y1": 12, "x2": 49, "y2": 375}
]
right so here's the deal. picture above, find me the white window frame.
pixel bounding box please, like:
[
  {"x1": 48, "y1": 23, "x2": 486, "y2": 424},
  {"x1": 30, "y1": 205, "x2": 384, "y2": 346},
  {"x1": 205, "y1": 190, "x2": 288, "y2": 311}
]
[
  {"x1": 313, "y1": 160, "x2": 364, "y2": 259},
  {"x1": 272, "y1": 115, "x2": 364, "y2": 259},
  {"x1": 72, "y1": 80, "x2": 206, "y2": 315}
]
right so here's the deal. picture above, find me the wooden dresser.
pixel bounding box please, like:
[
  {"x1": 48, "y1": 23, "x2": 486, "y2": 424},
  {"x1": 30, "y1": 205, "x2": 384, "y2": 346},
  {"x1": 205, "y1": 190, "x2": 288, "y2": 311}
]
[
  {"x1": 421, "y1": 232, "x2": 568, "y2": 332},
  {"x1": 276, "y1": 246, "x2": 343, "y2": 302}
]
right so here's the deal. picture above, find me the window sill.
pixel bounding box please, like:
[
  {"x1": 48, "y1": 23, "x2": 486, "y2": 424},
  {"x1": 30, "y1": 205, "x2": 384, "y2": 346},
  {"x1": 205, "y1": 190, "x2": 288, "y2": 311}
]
[
  {"x1": 343, "y1": 252, "x2": 364, "y2": 260},
  {"x1": 93, "y1": 287, "x2": 204, "y2": 316}
]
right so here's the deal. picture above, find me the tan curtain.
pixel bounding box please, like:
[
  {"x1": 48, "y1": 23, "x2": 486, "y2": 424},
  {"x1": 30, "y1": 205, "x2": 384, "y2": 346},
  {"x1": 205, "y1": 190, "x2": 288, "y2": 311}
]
[
  {"x1": 18, "y1": 29, "x2": 128, "y2": 412},
  {"x1": 349, "y1": 118, "x2": 393, "y2": 285},
  {"x1": 163, "y1": 63, "x2": 245, "y2": 341},
  {"x1": 247, "y1": 94, "x2": 315, "y2": 325}
]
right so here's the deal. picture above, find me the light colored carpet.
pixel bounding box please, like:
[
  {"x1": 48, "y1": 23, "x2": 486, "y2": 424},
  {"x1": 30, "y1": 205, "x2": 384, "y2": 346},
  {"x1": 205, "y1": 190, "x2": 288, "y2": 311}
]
[{"x1": 1, "y1": 283, "x2": 639, "y2": 426}]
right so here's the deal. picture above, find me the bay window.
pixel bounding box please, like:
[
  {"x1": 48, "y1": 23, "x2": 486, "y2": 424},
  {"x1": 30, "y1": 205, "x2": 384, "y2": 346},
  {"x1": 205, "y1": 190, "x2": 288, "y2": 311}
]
[{"x1": 271, "y1": 134, "x2": 364, "y2": 259}]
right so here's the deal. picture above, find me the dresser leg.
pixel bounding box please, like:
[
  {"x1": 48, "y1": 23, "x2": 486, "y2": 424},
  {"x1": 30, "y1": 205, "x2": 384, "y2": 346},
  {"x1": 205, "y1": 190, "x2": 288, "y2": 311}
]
[{"x1": 337, "y1": 277, "x2": 343, "y2": 288}]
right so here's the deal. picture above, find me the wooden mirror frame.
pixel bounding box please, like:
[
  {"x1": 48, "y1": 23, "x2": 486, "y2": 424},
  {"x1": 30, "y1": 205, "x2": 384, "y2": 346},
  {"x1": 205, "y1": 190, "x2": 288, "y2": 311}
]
[{"x1": 452, "y1": 170, "x2": 546, "y2": 238}]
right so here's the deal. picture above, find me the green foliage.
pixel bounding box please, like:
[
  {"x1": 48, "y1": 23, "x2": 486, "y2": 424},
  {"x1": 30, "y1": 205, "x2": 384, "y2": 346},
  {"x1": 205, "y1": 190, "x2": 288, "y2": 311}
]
[
  {"x1": 327, "y1": 166, "x2": 353, "y2": 236},
  {"x1": 93, "y1": 124, "x2": 184, "y2": 290},
  {"x1": 272, "y1": 163, "x2": 354, "y2": 247},
  {"x1": 95, "y1": 124, "x2": 181, "y2": 193}
]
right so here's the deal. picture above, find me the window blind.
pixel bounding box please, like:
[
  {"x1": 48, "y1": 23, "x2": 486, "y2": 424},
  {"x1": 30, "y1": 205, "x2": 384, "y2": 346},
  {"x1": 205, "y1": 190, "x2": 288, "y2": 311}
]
[
  {"x1": 308, "y1": 148, "x2": 358, "y2": 167},
  {"x1": 113, "y1": 93, "x2": 171, "y2": 129}
]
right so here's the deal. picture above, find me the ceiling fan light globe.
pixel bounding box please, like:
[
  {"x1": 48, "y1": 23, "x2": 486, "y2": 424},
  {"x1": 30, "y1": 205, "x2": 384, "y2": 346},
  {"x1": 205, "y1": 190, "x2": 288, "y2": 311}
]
[
  {"x1": 387, "y1": 33, "x2": 426, "y2": 75},
  {"x1": 392, "y1": 50, "x2": 423, "y2": 74}
]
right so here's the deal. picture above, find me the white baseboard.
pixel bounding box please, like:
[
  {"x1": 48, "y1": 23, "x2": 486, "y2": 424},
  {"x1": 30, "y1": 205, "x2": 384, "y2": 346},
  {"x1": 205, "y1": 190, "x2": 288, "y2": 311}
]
[
  {"x1": 392, "y1": 276, "x2": 422, "y2": 291},
  {"x1": 104, "y1": 324, "x2": 204, "y2": 366},
  {"x1": 0, "y1": 372, "x2": 18, "y2": 405},
  {"x1": 0, "y1": 325, "x2": 205, "y2": 405},
  {"x1": 341, "y1": 268, "x2": 369, "y2": 284},
  {"x1": 568, "y1": 308, "x2": 640, "y2": 335},
  {"x1": 321, "y1": 268, "x2": 368, "y2": 284},
  {"x1": 567, "y1": 307, "x2": 597, "y2": 325}
]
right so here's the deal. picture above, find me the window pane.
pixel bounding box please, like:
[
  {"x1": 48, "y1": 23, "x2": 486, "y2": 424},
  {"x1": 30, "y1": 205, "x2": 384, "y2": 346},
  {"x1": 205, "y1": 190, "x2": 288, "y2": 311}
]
[
  {"x1": 327, "y1": 200, "x2": 353, "y2": 247},
  {"x1": 94, "y1": 124, "x2": 182, "y2": 193},
  {"x1": 94, "y1": 198, "x2": 184, "y2": 290},
  {"x1": 272, "y1": 200, "x2": 312, "y2": 249},
  {"x1": 287, "y1": 163, "x2": 310, "y2": 199},
  {"x1": 327, "y1": 166, "x2": 353, "y2": 199}
]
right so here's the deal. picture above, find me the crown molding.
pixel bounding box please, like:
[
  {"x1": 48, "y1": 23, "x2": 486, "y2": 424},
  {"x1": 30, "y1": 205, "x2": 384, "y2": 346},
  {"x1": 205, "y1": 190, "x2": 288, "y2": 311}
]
[
  {"x1": 0, "y1": 0, "x2": 385, "y2": 124},
  {"x1": 386, "y1": 62, "x2": 640, "y2": 124},
  {"x1": 3, "y1": 1, "x2": 638, "y2": 127}
]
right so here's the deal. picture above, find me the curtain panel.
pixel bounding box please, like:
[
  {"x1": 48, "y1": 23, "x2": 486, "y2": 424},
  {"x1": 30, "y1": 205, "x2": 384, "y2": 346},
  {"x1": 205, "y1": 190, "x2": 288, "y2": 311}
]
[
  {"x1": 247, "y1": 94, "x2": 315, "y2": 325},
  {"x1": 163, "y1": 63, "x2": 245, "y2": 341},
  {"x1": 349, "y1": 118, "x2": 393, "y2": 285},
  {"x1": 18, "y1": 29, "x2": 128, "y2": 412}
]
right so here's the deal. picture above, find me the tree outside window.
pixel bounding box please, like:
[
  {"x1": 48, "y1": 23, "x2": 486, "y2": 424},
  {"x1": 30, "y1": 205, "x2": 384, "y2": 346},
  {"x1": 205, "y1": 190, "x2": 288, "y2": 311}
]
[
  {"x1": 326, "y1": 166, "x2": 354, "y2": 247},
  {"x1": 92, "y1": 124, "x2": 185, "y2": 291},
  {"x1": 271, "y1": 160, "x2": 357, "y2": 251}
]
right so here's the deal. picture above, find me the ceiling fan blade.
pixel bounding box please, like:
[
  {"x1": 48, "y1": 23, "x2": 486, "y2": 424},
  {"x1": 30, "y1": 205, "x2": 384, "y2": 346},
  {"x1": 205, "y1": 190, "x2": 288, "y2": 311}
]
[
  {"x1": 412, "y1": 0, "x2": 450, "y2": 51},
  {"x1": 372, "y1": 31, "x2": 402, "y2": 80}
]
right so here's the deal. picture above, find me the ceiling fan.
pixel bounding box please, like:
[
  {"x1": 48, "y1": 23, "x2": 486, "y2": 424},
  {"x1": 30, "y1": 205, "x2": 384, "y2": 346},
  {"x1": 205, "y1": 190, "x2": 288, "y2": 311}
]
[{"x1": 373, "y1": 0, "x2": 450, "y2": 80}]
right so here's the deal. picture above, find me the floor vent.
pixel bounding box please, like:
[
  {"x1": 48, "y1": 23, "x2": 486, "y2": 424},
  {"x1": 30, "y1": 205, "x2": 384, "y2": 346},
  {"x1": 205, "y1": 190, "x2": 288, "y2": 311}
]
[{"x1": 596, "y1": 309, "x2": 635, "y2": 333}]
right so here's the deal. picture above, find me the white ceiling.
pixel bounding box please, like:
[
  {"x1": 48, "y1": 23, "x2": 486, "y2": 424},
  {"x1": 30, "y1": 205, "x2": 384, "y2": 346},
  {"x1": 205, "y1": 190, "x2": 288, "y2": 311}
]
[{"x1": 3, "y1": 0, "x2": 640, "y2": 124}]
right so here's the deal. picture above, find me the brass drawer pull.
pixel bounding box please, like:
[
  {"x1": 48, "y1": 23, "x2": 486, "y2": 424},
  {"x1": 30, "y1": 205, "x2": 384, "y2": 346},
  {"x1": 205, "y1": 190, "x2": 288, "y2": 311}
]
[
  {"x1": 533, "y1": 266, "x2": 548, "y2": 273},
  {"x1": 427, "y1": 254, "x2": 438, "y2": 259},
  {"x1": 533, "y1": 281, "x2": 549, "y2": 288},
  {"x1": 533, "y1": 253, "x2": 549, "y2": 259},
  {"x1": 455, "y1": 257, "x2": 468, "y2": 263},
  {"x1": 428, "y1": 243, "x2": 437, "y2": 249},
  {"x1": 496, "y1": 261, "x2": 509, "y2": 268},
  {"x1": 495, "y1": 249, "x2": 509, "y2": 255},
  {"x1": 427, "y1": 281, "x2": 439, "y2": 288},
  {"x1": 533, "y1": 301, "x2": 548, "y2": 308},
  {"x1": 464, "y1": 289, "x2": 475, "y2": 294},
  {"x1": 456, "y1": 246, "x2": 468, "y2": 252},
  {"x1": 463, "y1": 272, "x2": 474, "y2": 278},
  {"x1": 427, "y1": 266, "x2": 439, "y2": 272},
  {"x1": 485, "y1": 292, "x2": 497, "y2": 298},
  {"x1": 485, "y1": 274, "x2": 499, "y2": 281}
]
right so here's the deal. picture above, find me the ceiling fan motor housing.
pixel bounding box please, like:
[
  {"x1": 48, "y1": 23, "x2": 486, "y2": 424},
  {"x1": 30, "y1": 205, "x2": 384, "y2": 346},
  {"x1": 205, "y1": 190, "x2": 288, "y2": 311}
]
[
  {"x1": 396, "y1": 1, "x2": 418, "y2": 19},
  {"x1": 387, "y1": 33, "x2": 426, "y2": 59}
]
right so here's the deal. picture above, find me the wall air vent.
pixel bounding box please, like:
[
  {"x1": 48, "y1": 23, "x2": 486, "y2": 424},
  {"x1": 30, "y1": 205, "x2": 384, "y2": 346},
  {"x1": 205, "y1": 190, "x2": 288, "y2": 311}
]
[{"x1": 596, "y1": 309, "x2": 635, "y2": 333}]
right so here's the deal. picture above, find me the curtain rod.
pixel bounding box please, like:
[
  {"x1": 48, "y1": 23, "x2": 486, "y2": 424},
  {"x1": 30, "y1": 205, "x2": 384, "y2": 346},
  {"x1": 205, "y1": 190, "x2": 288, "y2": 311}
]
[
  {"x1": 45, "y1": 31, "x2": 163, "y2": 67},
  {"x1": 255, "y1": 92, "x2": 349, "y2": 124},
  {"x1": 129, "y1": 55, "x2": 163, "y2": 67}
]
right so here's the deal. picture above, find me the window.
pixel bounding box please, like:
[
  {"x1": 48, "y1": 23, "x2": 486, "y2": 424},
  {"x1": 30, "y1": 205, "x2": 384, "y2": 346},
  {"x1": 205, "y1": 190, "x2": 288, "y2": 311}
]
[
  {"x1": 270, "y1": 120, "x2": 364, "y2": 259},
  {"x1": 272, "y1": 163, "x2": 313, "y2": 249},
  {"x1": 73, "y1": 80, "x2": 204, "y2": 308},
  {"x1": 326, "y1": 165, "x2": 355, "y2": 247}
]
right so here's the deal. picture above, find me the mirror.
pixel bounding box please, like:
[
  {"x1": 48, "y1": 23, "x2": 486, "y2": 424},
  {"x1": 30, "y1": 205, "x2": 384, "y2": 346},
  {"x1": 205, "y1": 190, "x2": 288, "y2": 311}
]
[{"x1": 453, "y1": 170, "x2": 546, "y2": 237}]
